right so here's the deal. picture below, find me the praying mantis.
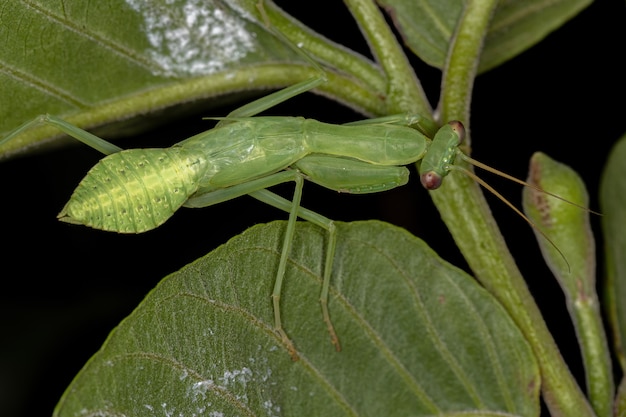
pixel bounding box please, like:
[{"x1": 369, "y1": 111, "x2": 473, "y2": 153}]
[
  {"x1": 0, "y1": 74, "x2": 465, "y2": 353},
  {"x1": 0, "y1": 24, "x2": 575, "y2": 358}
]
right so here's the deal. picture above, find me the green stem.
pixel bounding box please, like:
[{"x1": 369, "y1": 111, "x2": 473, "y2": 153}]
[
  {"x1": 262, "y1": 2, "x2": 387, "y2": 97},
  {"x1": 437, "y1": 0, "x2": 494, "y2": 127},
  {"x1": 573, "y1": 300, "x2": 614, "y2": 417},
  {"x1": 342, "y1": 0, "x2": 432, "y2": 117},
  {"x1": 436, "y1": 1, "x2": 595, "y2": 416}
]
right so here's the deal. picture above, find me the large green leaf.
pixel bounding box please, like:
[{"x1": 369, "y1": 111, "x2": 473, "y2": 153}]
[
  {"x1": 375, "y1": 0, "x2": 592, "y2": 72},
  {"x1": 0, "y1": 0, "x2": 313, "y2": 157},
  {"x1": 55, "y1": 221, "x2": 539, "y2": 416}
]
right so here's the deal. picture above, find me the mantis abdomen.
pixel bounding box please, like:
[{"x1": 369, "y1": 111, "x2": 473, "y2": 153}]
[{"x1": 58, "y1": 148, "x2": 206, "y2": 233}]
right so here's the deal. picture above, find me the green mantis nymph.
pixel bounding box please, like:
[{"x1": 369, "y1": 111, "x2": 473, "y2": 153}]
[
  {"x1": 3, "y1": 65, "x2": 583, "y2": 356},
  {"x1": 1, "y1": 72, "x2": 470, "y2": 354},
  {"x1": 3, "y1": 13, "x2": 584, "y2": 355}
]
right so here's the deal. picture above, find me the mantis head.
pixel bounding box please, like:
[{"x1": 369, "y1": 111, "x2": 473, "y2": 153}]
[{"x1": 419, "y1": 120, "x2": 466, "y2": 190}]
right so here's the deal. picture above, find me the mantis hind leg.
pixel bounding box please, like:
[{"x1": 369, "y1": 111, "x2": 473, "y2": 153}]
[
  {"x1": 185, "y1": 170, "x2": 341, "y2": 357},
  {"x1": 272, "y1": 174, "x2": 305, "y2": 358},
  {"x1": 251, "y1": 186, "x2": 340, "y2": 355},
  {"x1": 0, "y1": 114, "x2": 123, "y2": 156}
]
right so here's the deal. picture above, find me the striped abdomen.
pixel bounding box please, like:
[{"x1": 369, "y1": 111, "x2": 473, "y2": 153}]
[{"x1": 58, "y1": 148, "x2": 206, "y2": 233}]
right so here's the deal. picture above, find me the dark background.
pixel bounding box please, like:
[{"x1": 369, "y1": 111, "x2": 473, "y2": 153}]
[{"x1": 1, "y1": 1, "x2": 625, "y2": 415}]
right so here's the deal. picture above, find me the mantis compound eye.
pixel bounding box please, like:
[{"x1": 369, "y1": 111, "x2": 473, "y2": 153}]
[
  {"x1": 448, "y1": 120, "x2": 465, "y2": 143},
  {"x1": 420, "y1": 171, "x2": 443, "y2": 190}
]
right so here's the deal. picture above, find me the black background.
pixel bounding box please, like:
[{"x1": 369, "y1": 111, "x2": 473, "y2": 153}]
[{"x1": 1, "y1": 1, "x2": 625, "y2": 416}]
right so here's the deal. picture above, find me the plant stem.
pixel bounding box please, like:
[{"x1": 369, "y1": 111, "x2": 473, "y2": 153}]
[
  {"x1": 437, "y1": 1, "x2": 596, "y2": 416},
  {"x1": 262, "y1": 2, "x2": 387, "y2": 96},
  {"x1": 342, "y1": 0, "x2": 432, "y2": 117}
]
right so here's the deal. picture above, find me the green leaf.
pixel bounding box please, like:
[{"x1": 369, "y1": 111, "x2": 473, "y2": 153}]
[
  {"x1": 600, "y1": 133, "x2": 626, "y2": 373},
  {"x1": 0, "y1": 0, "x2": 306, "y2": 157},
  {"x1": 54, "y1": 221, "x2": 539, "y2": 417},
  {"x1": 375, "y1": 0, "x2": 592, "y2": 73}
]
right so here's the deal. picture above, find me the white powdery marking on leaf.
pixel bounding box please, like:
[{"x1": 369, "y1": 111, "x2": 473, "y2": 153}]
[
  {"x1": 221, "y1": 367, "x2": 252, "y2": 404},
  {"x1": 190, "y1": 379, "x2": 215, "y2": 401},
  {"x1": 249, "y1": 351, "x2": 274, "y2": 384},
  {"x1": 263, "y1": 399, "x2": 281, "y2": 417},
  {"x1": 219, "y1": 367, "x2": 253, "y2": 388},
  {"x1": 161, "y1": 402, "x2": 174, "y2": 417},
  {"x1": 187, "y1": 361, "x2": 279, "y2": 414},
  {"x1": 258, "y1": 363, "x2": 272, "y2": 383},
  {"x1": 125, "y1": 0, "x2": 256, "y2": 76}
]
